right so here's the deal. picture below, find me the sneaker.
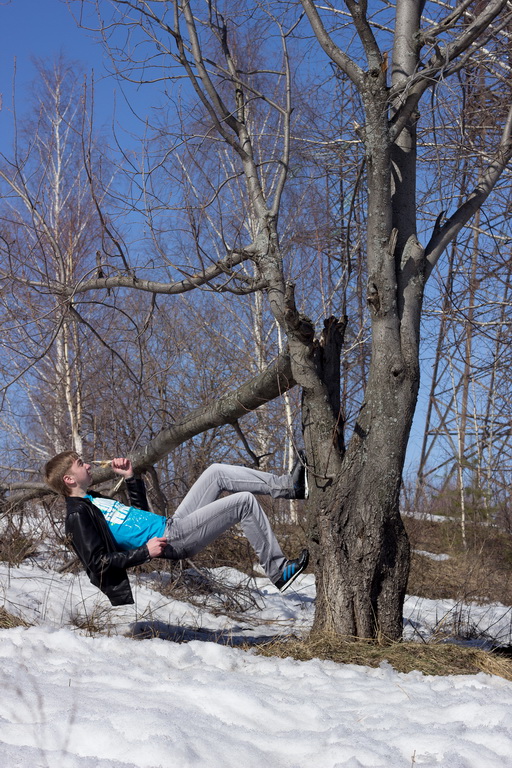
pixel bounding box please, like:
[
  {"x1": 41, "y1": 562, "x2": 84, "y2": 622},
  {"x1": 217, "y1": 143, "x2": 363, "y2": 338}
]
[
  {"x1": 274, "y1": 549, "x2": 309, "y2": 592},
  {"x1": 291, "y1": 450, "x2": 308, "y2": 500}
]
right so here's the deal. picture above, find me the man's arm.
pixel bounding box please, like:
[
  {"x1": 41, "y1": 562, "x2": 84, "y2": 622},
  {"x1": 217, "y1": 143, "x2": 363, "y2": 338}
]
[
  {"x1": 67, "y1": 501, "x2": 149, "y2": 573},
  {"x1": 67, "y1": 500, "x2": 167, "y2": 575},
  {"x1": 111, "y1": 457, "x2": 150, "y2": 512},
  {"x1": 110, "y1": 457, "x2": 134, "y2": 479}
]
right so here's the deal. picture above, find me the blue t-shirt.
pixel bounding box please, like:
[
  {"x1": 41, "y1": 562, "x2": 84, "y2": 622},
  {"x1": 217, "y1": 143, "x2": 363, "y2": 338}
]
[{"x1": 86, "y1": 494, "x2": 166, "y2": 550}]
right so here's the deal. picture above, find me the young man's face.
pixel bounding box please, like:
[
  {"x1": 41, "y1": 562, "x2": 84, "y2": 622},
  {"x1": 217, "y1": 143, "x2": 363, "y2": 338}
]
[{"x1": 64, "y1": 458, "x2": 92, "y2": 494}]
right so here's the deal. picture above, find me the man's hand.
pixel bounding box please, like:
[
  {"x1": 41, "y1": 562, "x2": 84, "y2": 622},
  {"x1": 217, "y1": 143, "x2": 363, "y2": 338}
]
[
  {"x1": 146, "y1": 536, "x2": 168, "y2": 558},
  {"x1": 111, "y1": 457, "x2": 134, "y2": 479}
]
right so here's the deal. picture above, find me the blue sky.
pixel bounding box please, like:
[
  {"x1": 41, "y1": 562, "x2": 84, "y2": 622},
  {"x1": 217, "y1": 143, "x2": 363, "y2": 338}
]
[
  {"x1": 0, "y1": 0, "x2": 147, "y2": 144},
  {"x1": 0, "y1": 0, "x2": 431, "y2": 479},
  {"x1": 1, "y1": 0, "x2": 106, "y2": 100}
]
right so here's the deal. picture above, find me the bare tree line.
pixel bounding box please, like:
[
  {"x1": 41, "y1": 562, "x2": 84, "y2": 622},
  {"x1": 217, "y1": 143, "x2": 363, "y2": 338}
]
[{"x1": 1, "y1": 1, "x2": 512, "y2": 639}]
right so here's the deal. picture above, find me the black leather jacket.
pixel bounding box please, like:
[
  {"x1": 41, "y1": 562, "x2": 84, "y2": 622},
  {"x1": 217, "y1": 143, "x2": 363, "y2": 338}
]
[{"x1": 65, "y1": 476, "x2": 152, "y2": 606}]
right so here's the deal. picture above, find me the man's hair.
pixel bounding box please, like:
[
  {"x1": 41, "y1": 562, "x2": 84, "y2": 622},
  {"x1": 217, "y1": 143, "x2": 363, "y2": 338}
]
[{"x1": 44, "y1": 451, "x2": 80, "y2": 496}]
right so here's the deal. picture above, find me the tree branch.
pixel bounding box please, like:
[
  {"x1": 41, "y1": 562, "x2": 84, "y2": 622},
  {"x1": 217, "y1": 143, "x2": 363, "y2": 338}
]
[
  {"x1": 129, "y1": 349, "x2": 295, "y2": 470},
  {"x1": 425, "y1": 101, "x2": 512, "y2": 275},
  {"x1": 299, "y1": 0, "x2": 364, "y2": 88},
  {"x1": 1, "y1": 351, "x2": 296, "y2": 503},
  {"x1": 5, "y1": 246, "x2": 263, "y2": 298},
  {"x1": 389, "y1": 0, "x2": 510, "y2": 142},
  {"x1": 345, "y1": 0, "x2": 383, "y2": 71}
]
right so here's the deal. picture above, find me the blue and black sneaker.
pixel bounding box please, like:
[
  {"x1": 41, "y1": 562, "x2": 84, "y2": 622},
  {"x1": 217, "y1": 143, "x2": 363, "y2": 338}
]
[{"x1": 275, "y1": 549, "x2": 309, "y2": 592}]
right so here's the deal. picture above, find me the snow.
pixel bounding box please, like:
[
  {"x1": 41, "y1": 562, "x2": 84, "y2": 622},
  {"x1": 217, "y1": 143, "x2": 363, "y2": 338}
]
[
  {"x1": 413, "y1": 550, "x2": 450, "y2": 562},
  {"x1": 402, "y1": 511, "x2": 456, "y2": 524},
  {"x1": 1, "y1": 562, "x2": 512, "y2": 768}
]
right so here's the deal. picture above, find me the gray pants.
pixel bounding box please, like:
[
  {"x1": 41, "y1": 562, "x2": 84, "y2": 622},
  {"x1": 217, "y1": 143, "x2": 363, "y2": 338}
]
[{"x1": 163, "y1": 463, "x2": 294, "y2": 582}]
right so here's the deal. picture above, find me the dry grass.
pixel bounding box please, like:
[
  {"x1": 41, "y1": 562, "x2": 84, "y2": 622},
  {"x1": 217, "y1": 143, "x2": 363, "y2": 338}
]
[
  {"x1": 0, "y1": 527, "x2": 38, "y2": 565},
  {"x1": 0, "y1": 605, "x2": 32, "y2": 629},
  {"x1": 405, "y1": 516, "x2": 512, "y2": 605},
  {"x1": 251, "y1": 512, "x2": 512, "y2": 680},
  {"x1": 69, "y1": 604, "x2": 118, "y2": 636},
  {"x1": 154, "y1": 562, "x2": 264, "y2": 617},
  {"x1": 255, "y1": 632, "x2": 512, "y2": 681}
]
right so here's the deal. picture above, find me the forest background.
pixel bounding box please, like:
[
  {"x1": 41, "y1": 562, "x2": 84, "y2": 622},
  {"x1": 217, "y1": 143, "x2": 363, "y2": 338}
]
[{"x1": 1, "y1": 0, "x2": 511, "y2": 641}]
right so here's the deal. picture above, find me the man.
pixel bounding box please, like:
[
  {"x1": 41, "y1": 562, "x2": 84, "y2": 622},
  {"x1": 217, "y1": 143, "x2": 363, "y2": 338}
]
[{"x1": 45, "y1": 452, "x2": 309, "y2": 606}]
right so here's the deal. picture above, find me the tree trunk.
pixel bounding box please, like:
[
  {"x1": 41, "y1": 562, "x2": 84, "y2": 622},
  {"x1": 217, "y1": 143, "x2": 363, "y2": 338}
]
[{"x1": 304, "y1": 325, "x2": 416, "y2": 640}]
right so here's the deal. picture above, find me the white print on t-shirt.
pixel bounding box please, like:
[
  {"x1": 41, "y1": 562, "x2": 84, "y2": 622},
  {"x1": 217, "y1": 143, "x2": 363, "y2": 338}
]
[{"x1": 88, "y1": 496, "x2": 130, "y2": 526}]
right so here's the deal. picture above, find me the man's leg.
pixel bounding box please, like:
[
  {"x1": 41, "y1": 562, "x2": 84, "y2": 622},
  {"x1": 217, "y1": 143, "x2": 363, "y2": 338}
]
[
  {"x1": 164, "y1": 491, "x2": 286, "y2": 582},
  {"x1": 172, "y1": 463, "x2": 295, "y2": 520}
]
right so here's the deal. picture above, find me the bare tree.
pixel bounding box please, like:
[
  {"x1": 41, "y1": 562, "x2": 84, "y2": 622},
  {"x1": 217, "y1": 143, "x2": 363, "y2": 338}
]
[
  {"x1": 0, "y1": 59, "x2": 105, "y2": 466},
  {"x1": 414, "y1": 8, "x2": 512, "y2": 538},
  {"x1": 57, "y1": 0, "x2": 512, "y2": 638},
  {"x1": 3, "y1": 1, "x2": 512, "y2": 641},
  {"x1": 283, "y1": 0, "x2": 512, "y2": 638}
]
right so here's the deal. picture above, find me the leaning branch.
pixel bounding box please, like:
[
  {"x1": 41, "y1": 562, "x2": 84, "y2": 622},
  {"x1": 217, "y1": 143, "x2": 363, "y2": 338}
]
[
  {"x1": 1, "y1": 351, "x2": 296, "y2": 506},
  {"x1": 389, "y1": 0, "x2": 510, "y2": 142},
  {"x1": 129, "y1": 350, "x2": 295, "y2": 470},
  {"x1": 7, "y1": 246, "x2": 262, "y2": 298}
]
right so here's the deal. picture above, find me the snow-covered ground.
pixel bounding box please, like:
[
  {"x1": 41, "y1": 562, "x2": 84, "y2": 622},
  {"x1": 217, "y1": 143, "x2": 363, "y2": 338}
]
[{"x1": 1, "y1": 562, "x2": 512, "y2": 768}]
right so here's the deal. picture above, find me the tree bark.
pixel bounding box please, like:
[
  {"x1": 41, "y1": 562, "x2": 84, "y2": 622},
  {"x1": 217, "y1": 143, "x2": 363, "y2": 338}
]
[{"x1": 307, "y1": 356, "x2": 416, "y2": 639}]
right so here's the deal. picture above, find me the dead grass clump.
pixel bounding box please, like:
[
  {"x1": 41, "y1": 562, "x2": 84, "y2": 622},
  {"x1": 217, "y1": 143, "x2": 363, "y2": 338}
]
[
  {"x1": 405, "y1": 516, "x2": 512, "y2": 606},
  {"x1": 70, "y1": 605, "x2": 116, "y2": 636},
  {"x1": 153, "y1": 562, "x2": 263, "y2": 617},
  {"x1": 0, "y1": 526, "x2": 38, "y2": 565},
  {"x1": 255, "y1": 633, "x2": 512, "y2": 681},
  {"x1": 0, "y1": 605, "x2": 31, "y2": 629}
]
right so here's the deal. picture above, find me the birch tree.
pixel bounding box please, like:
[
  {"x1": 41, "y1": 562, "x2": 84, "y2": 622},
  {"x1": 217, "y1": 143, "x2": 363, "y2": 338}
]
[{"x1": 0, "y1": 60, "x2": 102, "y2": 465}]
